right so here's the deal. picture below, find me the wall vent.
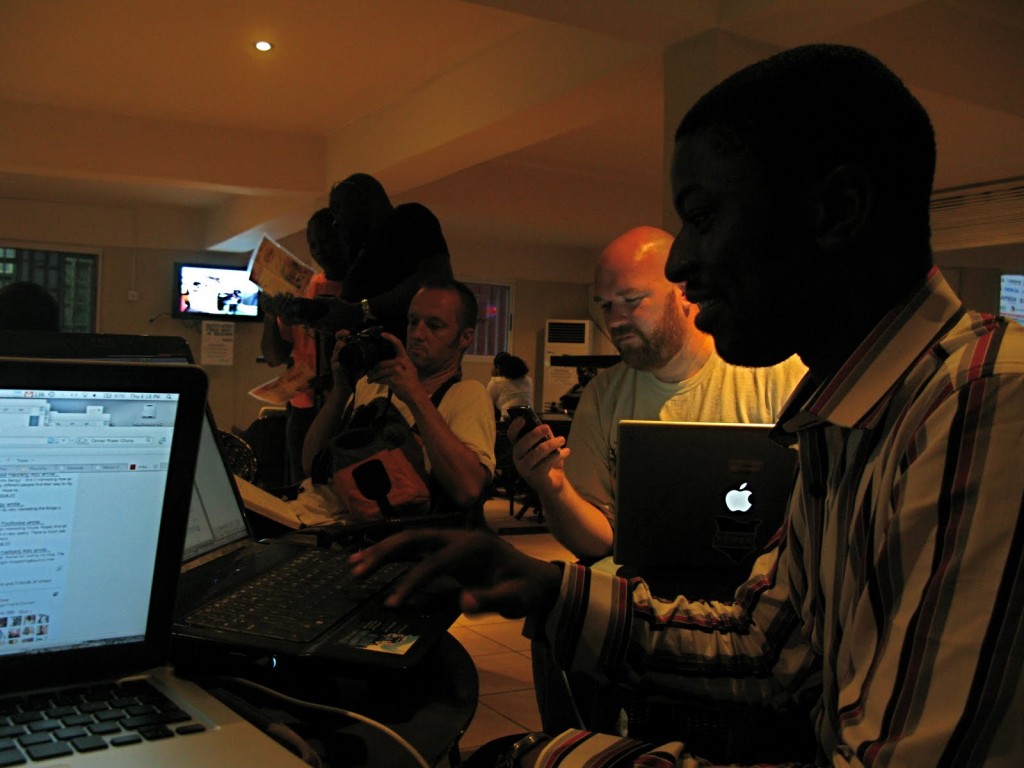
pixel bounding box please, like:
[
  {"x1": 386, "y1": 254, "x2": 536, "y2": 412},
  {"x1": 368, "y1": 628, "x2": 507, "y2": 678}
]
[
  {"x1": 931, "y1": 177, "x2": 1024, "y2": 251},
  {"x1": 545, "y1": 320, "x2": 589, "y2": 346}
]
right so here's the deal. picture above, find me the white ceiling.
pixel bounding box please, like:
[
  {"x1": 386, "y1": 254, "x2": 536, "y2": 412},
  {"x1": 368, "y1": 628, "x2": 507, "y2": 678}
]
[{"x1": 0, "y1": 0, "x2": 1021, "y2": 254}]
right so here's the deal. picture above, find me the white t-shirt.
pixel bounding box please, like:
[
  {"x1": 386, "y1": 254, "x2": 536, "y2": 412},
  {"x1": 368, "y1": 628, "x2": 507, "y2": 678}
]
[
  {"x1": 486, "y1": 375, "x2": 534, "y2": 415},
  {"x1": 353, "y1": 377, "x2": 497, "y2": 479}
]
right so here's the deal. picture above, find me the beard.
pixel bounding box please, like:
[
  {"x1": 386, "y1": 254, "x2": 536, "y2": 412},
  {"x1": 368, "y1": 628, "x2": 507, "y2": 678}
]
[{"x1": 612, "y1": 297, "x2": 687, "y2": 371}]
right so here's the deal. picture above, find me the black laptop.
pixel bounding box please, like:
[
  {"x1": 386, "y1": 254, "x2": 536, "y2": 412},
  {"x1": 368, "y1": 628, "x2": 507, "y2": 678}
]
[
  {"x1": 614, "y1": 420, "x2": 797, "y2": 600},
  {"x1": 0, "y1": 356, "x2": 309, "y2": 767},
  {"x1": 0, "y1": 332, "x2": 460, "y2": 671}
]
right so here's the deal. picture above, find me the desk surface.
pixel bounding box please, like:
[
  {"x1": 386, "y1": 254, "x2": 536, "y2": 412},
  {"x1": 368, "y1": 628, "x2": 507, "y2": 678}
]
[{"x1": 194, "y1": 632, "x2": 477, "y2": 767}]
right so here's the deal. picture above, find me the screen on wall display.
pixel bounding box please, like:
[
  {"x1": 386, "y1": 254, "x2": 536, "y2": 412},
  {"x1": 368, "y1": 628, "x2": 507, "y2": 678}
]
[
  {"x1": 174, "y1": 263, "x2": 262, "y2": 321},
  {"x1": 999, "y1": 274, "x2": 1024, "y2": 327}
]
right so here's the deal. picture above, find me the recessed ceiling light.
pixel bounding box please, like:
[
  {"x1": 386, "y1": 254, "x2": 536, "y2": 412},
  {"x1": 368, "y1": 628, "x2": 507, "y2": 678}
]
[{"x1": 254, "y1": 41, "x2": 273, "y2": 52}]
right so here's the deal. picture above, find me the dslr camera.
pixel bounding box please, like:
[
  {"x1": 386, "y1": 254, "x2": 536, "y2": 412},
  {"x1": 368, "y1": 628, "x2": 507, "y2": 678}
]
[{"x1": 337, "y1": 326, "x2": 396, "y2": 378}]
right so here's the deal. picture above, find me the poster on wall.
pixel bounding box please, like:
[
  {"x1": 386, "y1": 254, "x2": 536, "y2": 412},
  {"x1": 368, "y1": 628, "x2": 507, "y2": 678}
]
[
  {"x1": 1000, "y1": 275, "x2": 1024, "y2": 326},
  {"x1": 201, "y1": 321, "x2": 235, "y2": 365}
]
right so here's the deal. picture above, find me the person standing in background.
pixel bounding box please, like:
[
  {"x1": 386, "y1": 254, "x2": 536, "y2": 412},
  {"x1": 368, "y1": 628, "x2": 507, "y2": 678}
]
[
  {"x1": 487, "y1": 351, "x2": 534, "y2": 417},
  {"x1": 261, "y1": 208, "x2": 349, "y2": 485},
  {"x1": 283, "y1": 173, "x2": 454, "y2": 343}
]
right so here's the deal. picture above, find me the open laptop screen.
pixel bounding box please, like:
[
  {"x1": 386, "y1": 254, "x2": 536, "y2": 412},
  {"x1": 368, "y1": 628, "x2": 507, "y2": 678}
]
[
  {"x1": 0, "y1": 358, "x2": 207, "y2": 693},
  {"x1": 183, "y1": 415, "x2": 251, "y2": 562},
  {"x1": 0, "y1": 383, "x2": 180, "y2": 656},
  {"x1": 0, "y1": 332, "x2": 251, "y2": 565}
]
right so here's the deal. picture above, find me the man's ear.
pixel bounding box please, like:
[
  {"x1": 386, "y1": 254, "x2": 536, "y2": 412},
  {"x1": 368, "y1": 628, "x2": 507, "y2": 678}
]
[
  {"x1": 813, "y1": 164, "x2": 872, "y2": 251},
  {"x1": 459, "y1": 327, "x2": 474, "y2": 350}
]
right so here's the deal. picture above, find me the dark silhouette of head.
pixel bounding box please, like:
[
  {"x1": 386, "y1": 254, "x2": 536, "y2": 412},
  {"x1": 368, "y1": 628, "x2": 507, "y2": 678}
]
[
  {"x1": 667, "y1": 45, "x2": 937, "y2": 373},
  {"x1": 329, "y1": 173, "x2": 393, "y2": 252},
  {"x1": 0, "y1": 282, "x2": 60, "y2": 331},
  {"x1": 676, "y1": 44, "x2": 935, "y2": 276},
  {"x1": 494, "y1": 353, "x2": 529, "y2": 380},
  {"x1": 306, "y1": 207, "x2": 350, "y2": 280}
]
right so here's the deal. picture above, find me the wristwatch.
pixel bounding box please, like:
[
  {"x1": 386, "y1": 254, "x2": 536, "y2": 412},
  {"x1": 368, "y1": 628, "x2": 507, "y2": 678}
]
[
  {"x1": 497, "y1": 732, "x2": 550, "y2": 768},
  {"x1": 360, "y1": 298, "x2": 374, "y2": 322}
]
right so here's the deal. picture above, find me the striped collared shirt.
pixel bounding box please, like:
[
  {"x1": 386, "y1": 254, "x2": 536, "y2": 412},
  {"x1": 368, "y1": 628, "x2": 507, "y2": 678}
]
[{"x1": 536, "y1": 270, "x2": 1024, "y2": 767}]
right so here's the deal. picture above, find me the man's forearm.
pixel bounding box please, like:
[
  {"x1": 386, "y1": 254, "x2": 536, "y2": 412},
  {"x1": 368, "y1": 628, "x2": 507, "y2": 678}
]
[
  {"x1": 300, "y1": 382, "x2": 351, "y2": 476},
  {"x1": 406, "y1": 392, "x2": 487, "y2": 507},
  {"x1": 537, "y1": 481, "x2": 614, "y2": 560}
]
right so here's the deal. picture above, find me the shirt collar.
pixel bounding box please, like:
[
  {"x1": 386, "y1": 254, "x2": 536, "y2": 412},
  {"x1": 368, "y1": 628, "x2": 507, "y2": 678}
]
[{"x1": 773, "y1": 268, "x2": 963, "y2": 440}]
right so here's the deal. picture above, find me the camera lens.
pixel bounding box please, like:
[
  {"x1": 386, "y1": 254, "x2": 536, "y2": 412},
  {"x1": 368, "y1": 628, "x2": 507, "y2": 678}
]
[{"x1": 337, "y1": 331, "x2": 396, "y2": 378}]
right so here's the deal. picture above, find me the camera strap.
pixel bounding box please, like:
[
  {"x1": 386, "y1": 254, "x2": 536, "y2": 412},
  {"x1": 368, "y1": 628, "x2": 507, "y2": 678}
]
[{"x1": 409, "y1": 373, "x2": 461, "y2": 432}]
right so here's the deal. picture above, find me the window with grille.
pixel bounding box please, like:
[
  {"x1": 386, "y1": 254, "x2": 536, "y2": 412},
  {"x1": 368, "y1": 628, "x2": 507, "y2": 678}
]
[
  {"x1": 0, "y1": 247, "x2": 98, "y2": 332},
  {"x1": 464, "y1": 281, "x2": 510, "y2": 359}
]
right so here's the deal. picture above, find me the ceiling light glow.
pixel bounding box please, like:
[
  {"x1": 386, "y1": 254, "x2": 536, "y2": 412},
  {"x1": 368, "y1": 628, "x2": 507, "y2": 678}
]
[{"x1": 254, "y1": 41, "x2": 273, "y2": 52}]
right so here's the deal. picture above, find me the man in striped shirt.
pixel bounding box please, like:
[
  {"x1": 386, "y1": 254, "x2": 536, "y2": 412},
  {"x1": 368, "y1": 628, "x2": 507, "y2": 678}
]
[{"x1": 351, "y1": 44, "x2": 1024, "y2": 767}]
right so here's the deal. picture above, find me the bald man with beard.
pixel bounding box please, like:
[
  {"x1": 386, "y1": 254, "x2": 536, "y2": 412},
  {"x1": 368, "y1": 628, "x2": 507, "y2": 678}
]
[{"x1": 513, "y1": 225, "x2": 806, "y2": 562}]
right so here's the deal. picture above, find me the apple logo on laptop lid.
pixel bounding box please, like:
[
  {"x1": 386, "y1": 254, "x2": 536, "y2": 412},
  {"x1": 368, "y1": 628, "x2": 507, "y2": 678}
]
[{"x1": 724, "y1": 482, "x2": 753, "y2": 513}]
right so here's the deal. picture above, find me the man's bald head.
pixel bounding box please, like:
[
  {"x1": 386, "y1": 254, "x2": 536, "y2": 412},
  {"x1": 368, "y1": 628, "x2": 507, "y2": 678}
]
[
  {"x1": 593, "y1": 226, "x2": 709, "y2": 378},
  {"x1": 597, "y1": 226, "x2": 678, "y2": 286}
]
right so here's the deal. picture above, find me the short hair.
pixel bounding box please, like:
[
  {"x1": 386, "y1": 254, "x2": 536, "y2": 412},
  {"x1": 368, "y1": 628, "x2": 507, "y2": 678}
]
[
  {"x1": 329, "y1": 173, "x2": 390, "y2": 211},
  {"x1": 0, "y1": 281, "x2": 60, "y2": 331},
  {"x1": 419, "y1": 278, "x2": 478, "y2": 332},
  {"x1": 306, "y1": 207, "x2": 334, "y2": 236},
  {"x1": 495, "y1": 354, "x2": 529, "y2": 379},
  {"x1": 676, "y1": 44, "x2": 935, "y2": 266}
]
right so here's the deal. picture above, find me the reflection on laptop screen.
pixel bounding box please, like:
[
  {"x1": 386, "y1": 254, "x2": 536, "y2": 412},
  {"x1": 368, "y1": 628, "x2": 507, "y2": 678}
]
[
  {"x1": 123, "y1": 355, "x2": 249, "y2": 563},
  {"x1": 182, "y1": 416, "x2": 250, "y2": 561},
  {"x1": 0, "y1": 386, "x2": 179, "y2": 657}
]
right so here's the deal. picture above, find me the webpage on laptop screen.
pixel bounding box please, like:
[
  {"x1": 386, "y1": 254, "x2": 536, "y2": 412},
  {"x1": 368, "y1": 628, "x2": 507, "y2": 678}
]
[{"x1": 0, "y1": 387, "x2": 178, "y2": 656}]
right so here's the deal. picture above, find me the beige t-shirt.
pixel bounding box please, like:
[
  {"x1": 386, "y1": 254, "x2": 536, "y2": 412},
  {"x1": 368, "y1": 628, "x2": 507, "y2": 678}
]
[{"x1": 564, "y1": 353, "x2": 807, "y2": 526}]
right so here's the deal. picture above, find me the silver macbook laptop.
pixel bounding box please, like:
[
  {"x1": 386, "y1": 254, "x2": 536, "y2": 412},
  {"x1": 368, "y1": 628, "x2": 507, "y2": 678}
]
[
  {"x1": 614, "y1": 420, "x2": 797, "y2": 598},
  {"x1": 0, "y1": 332, "x2": 459, "y2": 671},
  {"x1": 0, "y1": 357, "x2": 307, "y2": 767}
]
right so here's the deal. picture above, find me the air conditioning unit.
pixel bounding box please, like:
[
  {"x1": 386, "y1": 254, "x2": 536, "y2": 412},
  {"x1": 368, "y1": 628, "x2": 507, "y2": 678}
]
[
  {"x1": 544, "y1": 319, "x2": 593, "y2": 356},
  {"x1": 542, "y1": 319, "x2": 594, "y2": 408}
]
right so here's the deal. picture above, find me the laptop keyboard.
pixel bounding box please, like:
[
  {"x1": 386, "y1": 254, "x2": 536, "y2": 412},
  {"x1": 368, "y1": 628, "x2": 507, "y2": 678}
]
[
  {"x1": 0, "y1": 678, "x2": 204, "y2": 765},
  {"x1": 186, "y1": 548, "x2": 410, "y2": 644}
]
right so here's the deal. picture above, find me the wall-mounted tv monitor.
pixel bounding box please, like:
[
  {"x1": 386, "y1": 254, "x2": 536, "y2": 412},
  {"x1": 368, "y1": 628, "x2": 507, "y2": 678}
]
[{"x1": 173, "y1": 262, "x2": 262, "y2": 322}]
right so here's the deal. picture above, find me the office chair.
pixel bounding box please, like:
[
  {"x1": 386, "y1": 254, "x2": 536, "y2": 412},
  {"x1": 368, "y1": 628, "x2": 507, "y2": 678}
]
[{"x1": 216, "y1": 430, "x2": 259, "y2": 483}]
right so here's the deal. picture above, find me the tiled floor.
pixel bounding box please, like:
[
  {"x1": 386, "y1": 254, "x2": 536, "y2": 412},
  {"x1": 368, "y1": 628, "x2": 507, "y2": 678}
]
[{"x1": 451, "y1": 497, "x2": 575, "y2": 761}]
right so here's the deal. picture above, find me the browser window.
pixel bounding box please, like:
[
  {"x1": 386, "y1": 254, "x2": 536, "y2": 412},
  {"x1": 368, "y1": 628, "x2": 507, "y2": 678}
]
[{"x1": 0, "y1": 387, "x2": 179, "y2": 656}]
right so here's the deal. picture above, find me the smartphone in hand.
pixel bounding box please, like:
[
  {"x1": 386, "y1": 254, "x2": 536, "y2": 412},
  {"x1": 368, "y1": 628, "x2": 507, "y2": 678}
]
[
  {"x1": 506, "y1": 405, "x2": 543, "y2": 436},
  {"x1": 506, "y1": 405, "x2": 556, "y2": 456}
]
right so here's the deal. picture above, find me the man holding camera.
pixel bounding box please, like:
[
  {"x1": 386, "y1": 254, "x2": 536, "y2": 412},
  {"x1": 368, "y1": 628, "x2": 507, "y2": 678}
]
[{"x1": 301, "y1": 278, "x2": 496, "y2": 519}]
